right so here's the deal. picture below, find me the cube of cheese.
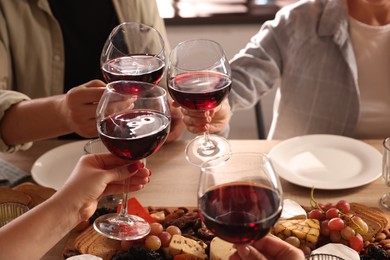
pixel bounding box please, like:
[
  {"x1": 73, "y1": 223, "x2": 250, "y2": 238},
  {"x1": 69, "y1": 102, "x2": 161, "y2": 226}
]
[
  {"x1": 168, "y1": 234, "x2": 207, "y2": 259},
  {"x1": 210, "y1": 237, "x2": 237, "y2": 260},
  {"x1": 272, "y1": 219, "x2": 320, "y2": 249}
]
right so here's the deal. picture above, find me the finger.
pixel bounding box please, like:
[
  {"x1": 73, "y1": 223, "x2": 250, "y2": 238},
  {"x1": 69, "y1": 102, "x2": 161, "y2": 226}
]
[
  {"x1": 182, "y1": 109, "x2": 210, "y2": 119},
  {"x1": 171, "y1": 100, "x2": 181, "y2": 108},
  {"x1": 187, "y1": 125, "x2": 208, "y2": 134},
  {"x1": 104, "y1": 182, "x2": 146, "y2": 195},
  {"x1": 230, "y1": 244, "x2": 267, "y2": 260},
  {"x1": 67, "y1": 83, "x2": 106, "y2": 104},
  {"x1": 90, "y1": 153, "x2": 144, "y2": 169},
  {"x1": 101, "y1": 168, "x2": 150, "y2": 195}
]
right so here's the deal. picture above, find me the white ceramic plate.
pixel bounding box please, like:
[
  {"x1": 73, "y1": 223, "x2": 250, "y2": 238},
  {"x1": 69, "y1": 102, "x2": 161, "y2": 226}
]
[
  {"x1": 268, "y1": 135, "x2": 382, "y2": 190},
  {"x1": 31, "y1": 140, "x2": 89, "y2": 190}
]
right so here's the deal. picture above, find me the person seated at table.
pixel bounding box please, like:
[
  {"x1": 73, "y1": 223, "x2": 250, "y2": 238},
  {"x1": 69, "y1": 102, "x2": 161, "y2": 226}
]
[
  {"x1": 0, "y1": 0, "x2": 229, "y2": 153},
  {"x1": 0, "y1": 0, "x2": 186, "y2": 153},
  {"x1": 0, "y1": 152, "x2": 150, "y2": 259},
  {"x1": 230, "y1": 235, "x2": 305, "y2": 260},
  {"x1": 227, "y1": 0, "x2": 390, "y2": 140}
]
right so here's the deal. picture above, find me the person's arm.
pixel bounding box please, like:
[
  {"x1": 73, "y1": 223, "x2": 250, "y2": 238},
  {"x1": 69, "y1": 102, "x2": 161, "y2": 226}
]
[
  {"x1": 230, "y1": 234, "x2": 305, "y2": 260},
  {"x1": 0, "y1": 153, "x2": 150, "y2": 259},
  {"x1": 0, "y1": 80, "x2": 106, "y2": 146},
  {"x1": 228, "y1": 16, "x2": 285, "y2": 112}
]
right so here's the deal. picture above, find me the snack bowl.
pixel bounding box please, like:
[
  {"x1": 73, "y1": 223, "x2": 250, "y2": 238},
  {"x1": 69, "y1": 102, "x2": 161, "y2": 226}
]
[{"x1": 0, "y1": 202, "x2": 29, "y2": 227}]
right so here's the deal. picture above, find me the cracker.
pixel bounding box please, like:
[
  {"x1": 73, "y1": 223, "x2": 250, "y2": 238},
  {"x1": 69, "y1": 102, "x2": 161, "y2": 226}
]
[{"x1": 350, "y1": 202, "x2": 388, "y2": 241}]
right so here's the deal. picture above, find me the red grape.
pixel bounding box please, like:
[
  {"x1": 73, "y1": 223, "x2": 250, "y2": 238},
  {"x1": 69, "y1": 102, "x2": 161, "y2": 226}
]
[
  {"x1": 340, "y1": 226, "x2": 356, "y2": 241},
  {"x1": 325, "y1": 208, "x2": 340, "y2": 220},
  {"x1": 308, "y1": 209, "x2": 324, "y2": 221},
  {"x1": 349, "y1": 234, "x2": 364, "y2": 252},
  {"x1": 158, "y1": 231, "x2": 172, "y2": 248},
  {"x1": 336, "y1": 200, "x2": 350, "y2": 214},
  {"x1": 166, "y1": 225, "x2": 182, "y2": 236},
  {"x1": 328, "y1": 217, "x2": 345, "y2": 231},
  {"x1": 320, "y1": 220, "x2": 330, "y2": 236}
]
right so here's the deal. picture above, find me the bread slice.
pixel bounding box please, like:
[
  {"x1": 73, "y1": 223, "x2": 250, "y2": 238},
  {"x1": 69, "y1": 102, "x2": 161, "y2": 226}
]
[
  {"x1": 12, "y1": 182, "x2": 55, "y2": 208},
  {"x1": 0, "y1": 187, "x2": 31, "y2": 206}
]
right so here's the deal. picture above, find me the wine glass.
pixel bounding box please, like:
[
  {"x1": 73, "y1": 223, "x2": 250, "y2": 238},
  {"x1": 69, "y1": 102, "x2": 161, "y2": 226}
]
[
  {"x1": 198, "y1": 152, "x2": 283, "y2": 244},
  {"x1": 167, "y1": 39, "x2": 232, "y2": 166},
  {"x1": 101, "y1": 21, "x2": 165, "y2": 91},
  {"x1": 93, "y1": 80, "x2": 171, "y2": 240},
  {"x1": 380, "y1": 137, "x2": 390, "y2": 209}
]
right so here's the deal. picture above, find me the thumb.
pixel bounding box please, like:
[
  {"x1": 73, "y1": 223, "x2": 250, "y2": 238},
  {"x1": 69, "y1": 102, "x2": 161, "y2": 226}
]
[{"x1": 235, "y1": 244, "x2": 267, "y2": 260}]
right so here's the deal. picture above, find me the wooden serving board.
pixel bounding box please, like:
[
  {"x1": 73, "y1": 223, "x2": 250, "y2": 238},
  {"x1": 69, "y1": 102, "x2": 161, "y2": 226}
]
[{"x1": 63, "y1": 206, "x2": 197, "y2": 260}]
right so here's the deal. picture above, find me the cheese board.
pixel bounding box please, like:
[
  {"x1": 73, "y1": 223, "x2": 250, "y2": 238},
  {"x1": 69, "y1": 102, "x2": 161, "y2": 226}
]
[{"x1": 62, "y1": 198, "x2": 390, "y2": 260}]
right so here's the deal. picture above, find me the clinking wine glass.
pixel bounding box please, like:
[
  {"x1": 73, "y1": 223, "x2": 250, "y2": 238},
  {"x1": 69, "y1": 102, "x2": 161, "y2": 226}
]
[
  {"x1": 93, "y1": 81, "x2": 171, "y2": 240},
  {"x1": 380, "y1": 137, "x2": 390, "y2": 209},
  {"x1": 167, "y1": 39, "x2": 232, "y2": 166},
  {"x1": 198, "y1": 152, "x2": 283, "y2": 244},
  {"x1": 101, "y1": 21, "x2": 165, "y2": 91}
]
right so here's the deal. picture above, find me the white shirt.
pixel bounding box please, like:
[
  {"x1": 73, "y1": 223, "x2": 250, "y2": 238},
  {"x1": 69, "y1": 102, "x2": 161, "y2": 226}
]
[{"x1": 350, "y1": 17, "x2": 390, "y2": 139}]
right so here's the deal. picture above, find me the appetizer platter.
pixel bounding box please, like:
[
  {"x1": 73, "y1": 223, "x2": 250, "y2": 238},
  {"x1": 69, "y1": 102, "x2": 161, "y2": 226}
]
[
  {"x1": 63, "y1": 196, "x2": 390, "y2": 260},
  {"x1": 3, "y1": 182, "x2": 389, "y2": 259}
]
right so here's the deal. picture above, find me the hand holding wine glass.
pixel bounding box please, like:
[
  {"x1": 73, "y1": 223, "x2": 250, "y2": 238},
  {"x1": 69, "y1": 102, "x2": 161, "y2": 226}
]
[
  {"x1": 167, "y1": 39, "x2": 232, "y2": 166},
  {"x1": 93, "y1": 81, "x2": 171, "y2": 240},
  {"x1": 198, "y1": 152, "x2": 283, "y2": 244}
]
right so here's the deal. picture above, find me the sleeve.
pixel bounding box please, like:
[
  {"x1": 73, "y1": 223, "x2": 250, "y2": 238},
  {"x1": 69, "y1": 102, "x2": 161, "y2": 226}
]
[
  {"x1": 0, "y1": 90, "x2": 33, "y2": 153},
  {"x1": 145, "y1": 0, "x2": 170, "y2": 89},
  {"x1": 228, "y1": 16, "x2": 284, "y2": 112},
  {"x1": 0, "y1": 6, "x2": 12, "y2": 91}
]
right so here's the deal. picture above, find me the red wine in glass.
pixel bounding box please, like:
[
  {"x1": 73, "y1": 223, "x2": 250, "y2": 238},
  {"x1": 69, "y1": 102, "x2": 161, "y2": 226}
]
[
  {"x1": 198, "y1": 183, "x2": 282, "y2": 244},
  {"x1": 168, "y1": 71, "x2": 231, "y2": 111},
  {"x1": 102, "y1": 55, "x2": 164, "y2": 86},
  {"x1": 98, "y1": 110, "x2": 170, "y2": 160}
]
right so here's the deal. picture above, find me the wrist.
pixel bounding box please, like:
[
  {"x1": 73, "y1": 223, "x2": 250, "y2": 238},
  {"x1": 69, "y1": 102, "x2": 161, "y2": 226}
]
[
  {"x1": 47, "y1": 191, "x2": 84, "y2": 229},
  {"x1": 54, "y1": 94, "x2": 73, "y2": 134}
]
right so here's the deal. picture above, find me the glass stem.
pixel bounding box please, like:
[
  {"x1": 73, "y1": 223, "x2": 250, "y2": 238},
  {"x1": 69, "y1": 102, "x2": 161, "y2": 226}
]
[
  {"x1": 119, "y1": 179, "x2": 130, "y2": 218},
  {"x1": 202, "y1": 131, "x2": 216, "y2": 151}
]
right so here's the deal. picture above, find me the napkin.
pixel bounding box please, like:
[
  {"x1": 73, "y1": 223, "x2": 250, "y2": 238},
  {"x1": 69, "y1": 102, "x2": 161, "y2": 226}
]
[
  {"x1": 311, "y1": 243, "x2": 360, "y2": 260},
  {"x1": 0, "y1": 158, "x2": 30, "y2": 187}
]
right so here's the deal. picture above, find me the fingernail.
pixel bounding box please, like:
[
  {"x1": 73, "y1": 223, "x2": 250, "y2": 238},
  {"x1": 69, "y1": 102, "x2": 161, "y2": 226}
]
[
  {"x1": 147, "y1": 177, "x2": 151, "y2": 183},
  {"x1": 127, "y1": 163, "x2": 138, "y2": 173},
  {"x1": 242, "y1": 246, "x2": 250, "y2": 256},
  {"x1": 148, "y1": 170, "x2": 152, "y2": 176}
]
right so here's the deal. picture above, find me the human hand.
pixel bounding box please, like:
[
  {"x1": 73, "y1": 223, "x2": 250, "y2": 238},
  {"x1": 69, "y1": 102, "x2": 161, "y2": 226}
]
[
  {"x1": 165, "y1": 103, "x2": 186, "y2": 142},
  {"x1": 55, "y1": 153, "x2": 151, "y2": 222},
  {"x1": 173, "y1": 99, "x2": 231, "y2": 135},
  {"x1": 60, "y1": 80, "x2": 106, "y2": 138},
  {"x1": 229, "y1": 235, "x2": 305, "y2": 260}
]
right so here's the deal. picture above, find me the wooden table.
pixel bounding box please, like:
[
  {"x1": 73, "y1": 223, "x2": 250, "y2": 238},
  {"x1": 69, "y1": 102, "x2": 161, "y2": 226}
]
[{"x1": 0, "y1": 138, "x2": 388, "y2": 259}]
